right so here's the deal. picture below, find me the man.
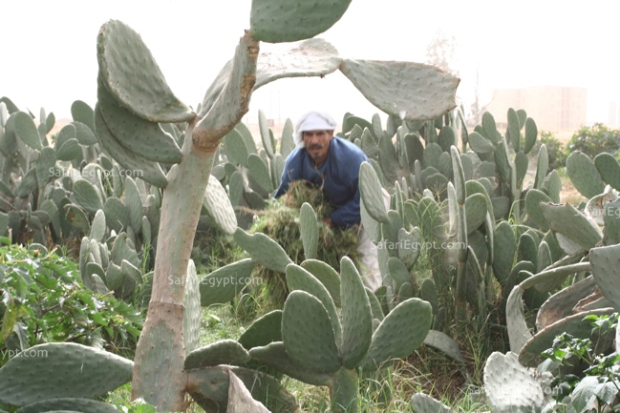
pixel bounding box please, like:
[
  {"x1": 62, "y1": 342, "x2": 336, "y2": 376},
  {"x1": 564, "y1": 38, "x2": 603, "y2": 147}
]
[
  {"x1": 274, "y1": 111, "x2": 367, "y2": 228},
  {"x1": 274, "y1": 111, "x2": 383, "y2": 289}
]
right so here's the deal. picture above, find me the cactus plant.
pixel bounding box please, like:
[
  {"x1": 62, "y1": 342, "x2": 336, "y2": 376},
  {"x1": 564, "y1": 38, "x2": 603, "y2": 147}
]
[
  {"x1": 86, "y1": 1, "x2": 460, "y2": 410},
  {"x1": 249, "y1": 257, "x2": 433, "y2": 412}
]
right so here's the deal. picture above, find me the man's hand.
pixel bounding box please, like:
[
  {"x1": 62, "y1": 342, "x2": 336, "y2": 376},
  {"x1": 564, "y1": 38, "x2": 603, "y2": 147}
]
[{"x1": 323, "y1": 217, "x2": 332, "y2": 227}]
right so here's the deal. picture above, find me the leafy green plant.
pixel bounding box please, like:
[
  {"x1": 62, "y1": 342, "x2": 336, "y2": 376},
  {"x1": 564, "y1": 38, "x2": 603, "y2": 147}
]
[
  {"x1": 542, "y1": 313, "x2": 620, "y2": 409},
  {"x1": 0, "y1": 243, "x2": 143, "y2": 365},
  {"x1": 567, "y1": 123, "x2": 620, "y2": 159}
]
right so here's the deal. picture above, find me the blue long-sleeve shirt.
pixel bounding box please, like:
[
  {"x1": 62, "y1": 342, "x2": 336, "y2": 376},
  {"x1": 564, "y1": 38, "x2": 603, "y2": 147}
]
[{"x1": 274, "y1": 137, "x2": 369, "y2": 229}]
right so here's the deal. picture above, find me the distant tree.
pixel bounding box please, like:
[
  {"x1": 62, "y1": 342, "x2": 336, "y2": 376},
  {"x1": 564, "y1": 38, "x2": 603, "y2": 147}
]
[
  {"x1": 567, "y1": 123, "x2": 620, "y2": 159},
  {"x1": 467, "y1": 66, "x2": 486, "y2": 127},
  {"x1": 425, "y1": 30, "x2": 458, "y2": 76}
]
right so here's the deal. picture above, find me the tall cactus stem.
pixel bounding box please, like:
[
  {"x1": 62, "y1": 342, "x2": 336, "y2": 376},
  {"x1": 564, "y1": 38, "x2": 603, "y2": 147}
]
[
  {"x1": 450, "y1": 147, "x2": 469, "y2": 330},
  {"x1": 503, "y1": 135, "x2": 521, "y2": 222},
  {"x1": 329, "y1": 368, "x2": 359, "y2": 413},
  {"x1": 132, "y1": 120, "x2": 215, "y2": 409}
]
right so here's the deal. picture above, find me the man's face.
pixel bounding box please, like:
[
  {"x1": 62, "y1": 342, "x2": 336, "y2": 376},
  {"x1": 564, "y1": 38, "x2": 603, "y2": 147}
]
[{"x1": 303, "y1": 129, "x2": 333, "y2": 165}]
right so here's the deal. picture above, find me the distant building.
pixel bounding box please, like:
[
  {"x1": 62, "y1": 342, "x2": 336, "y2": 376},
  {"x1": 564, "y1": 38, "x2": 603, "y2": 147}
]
[{"x1": 486, "y1": 86, "x2": 587, "y2": 137}]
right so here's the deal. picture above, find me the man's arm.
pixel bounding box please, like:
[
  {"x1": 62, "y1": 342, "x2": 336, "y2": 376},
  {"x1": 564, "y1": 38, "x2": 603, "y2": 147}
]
[
  {"x1": 274, "y1": 149, "x2": 301, "y2": 198},
  {"x1": 329, "y1": 144, "x2": 367, "y2": 228}
]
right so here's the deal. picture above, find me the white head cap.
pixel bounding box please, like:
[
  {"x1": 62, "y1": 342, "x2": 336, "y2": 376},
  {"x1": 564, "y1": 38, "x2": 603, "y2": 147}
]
[{"x1": 294, "y1": 111, "x2": 337, "y2": 149}]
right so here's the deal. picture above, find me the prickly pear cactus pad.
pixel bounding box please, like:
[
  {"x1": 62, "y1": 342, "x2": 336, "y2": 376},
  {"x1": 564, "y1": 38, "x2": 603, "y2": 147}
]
[
  {"x1": 566, "y1": 151, "x2": 605, "y2": 198},
  {"x1": 71, "y1": 100, "x2": 95, "y2": 131},
  {"x1": 423, "y1": 330, "x2": 465, "y2": 364},
  {"x1": 359, "y1": 161, "x2": 389, "y2": 223},
  {"x1": 96, "y1": 80, "x2": 183, "y2": 164},
  {"x1": 300, "y1": 203, "x2": 319, "y2": 260},
  {"x1": 450, "y1": 146, "x2": 466, "y2": 204},
  {"x1": 249, "y1": 342, "x2": 332, "y2": 386},
  {"x1": 238, "y1": 310, "x2": 283, "y2": 350},
  {"x1": 94, "y1": 105, "x2": 169, "y2": 188},
  {"x1": 505, "y1": 285, "x2": 532, "y2": 354},
  {"x1": 15, "y1": 398, "x2": 120, "y2": 413},
  {"x1": 410, "y1": 392, "x2": 451, "y2": 413},
  {"x1": 184, "y1": 260, "x2": 201, "y2": 355},
  {"x1": 594, "y1": 153, "x2": 620, "y2": 191},
  {"x1": 467, "y1": 131, "x2": 494, "y2": 154},
  {"x1": 229, "y1": 367, "x2": 297, "y2": 413},
  {"x1": 301, "y1": 259, "x2": 342, "y2": 307},
  {"x1": 72, "y1": 180, "x2": 104, "y2": 214},
  {"x1": 523, "y1": 117, "x2": 538, "y2": 154},
  {"x1": 535, "y1": 275, "x2": 597, "y2": 330},
  {"x1": 465, "y1": 193, "x2": 487, "y2": 234},
  {"x1": 199, "y1": 259, "x2": 255, "y2": 306},
  {"x1": 231, "y1": 377, "x2": 271, "y2": 413},
  {"x1": 340, "y1": 60, "x2": 459, "y2": 121},
  {"x1": 340, "y1": 257, "x2": 373, "y2": 369},
  {"x1": 255, "y1": 38, "x2": 342, "y2": 89},
  {"x1": 203, "y1": 174, "x2": 237, "y2": 235},
  {"x1": 184, "y1": 340, "x2": 251, "y2": 369},
  {"x1": 186, "y1": 366, "x2": 230, "y2": 413},
  {"x1": 525, "y1": 189, "x2": 552, "y2": 231},
  {"x1": 282, "y1": 291, "x2": 341, "y2": 373},
  {"x1": 361, "y1": 298, "x2": 432, "y2": 370},
  {"x1": 0, "y1": 343, "x2": 133, "y2": 406},
  {"x1": 286, "y1": 263, "x2": 342, "y2": 347},
  {"x1": 590, "y1": 243, "x2": 620, "y2": 310},
  {"x1": 483, "y1": 352, "x2": 545, "y2": 413},
  {"x1": 540, "y1": 202, "x2": 603, "y2": 250},
  {"x1": 233, "y1": 228, "x2": 292, "y2": 273},
  {"x1": 97, "y1": 20, "x2": 194, "y2": 122},
  {"x1": 250, "y1": 0, "x2": 352, "y2": 43},
  {"x1": 13, "y1": 111, "x2": 42, "y2": 150},
  {"x1": 519, "y1": 308, "x2": 615, "y2": 367}
]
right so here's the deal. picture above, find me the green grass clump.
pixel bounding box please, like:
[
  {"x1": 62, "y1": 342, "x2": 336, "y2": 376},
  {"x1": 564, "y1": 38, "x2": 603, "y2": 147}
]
[
  {"x1": 192, "y1": 225, "x2": 244, "y2": 275},
  {"x1": 236, "y1": 181, "x2": 362, "y2": 319}
]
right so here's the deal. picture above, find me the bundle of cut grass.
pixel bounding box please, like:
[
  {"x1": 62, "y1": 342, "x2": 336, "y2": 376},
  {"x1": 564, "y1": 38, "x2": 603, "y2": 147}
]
[{"x1": 235, "y1": 180, "x2": 361, "y2": 319}]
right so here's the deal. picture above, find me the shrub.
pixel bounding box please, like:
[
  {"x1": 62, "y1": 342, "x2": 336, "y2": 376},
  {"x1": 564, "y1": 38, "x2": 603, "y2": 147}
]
[
  {"x1": 541, "y1": 313, "x2": 620, "y2": 409},
  {"x1": 0, "y1": 243, "x2": 143, "y2": 366},
  {"x1": 566, "y1": 123, "x2": 620, "y2": 159}
]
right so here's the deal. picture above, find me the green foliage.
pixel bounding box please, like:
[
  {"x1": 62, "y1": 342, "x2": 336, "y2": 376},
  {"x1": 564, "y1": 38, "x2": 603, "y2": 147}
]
[
  {"x1": 541, "y1": 313, "x2": 620, "y2": 409},
  {"x1": 0, "y1": 243, "x2": 143, "y2": 366},
  {"x1": 108, "y1": 387, "x2": 159, "y2": 413},
  {"x1": 567, "y1": 123, "x2": 620, "y2": 159}
]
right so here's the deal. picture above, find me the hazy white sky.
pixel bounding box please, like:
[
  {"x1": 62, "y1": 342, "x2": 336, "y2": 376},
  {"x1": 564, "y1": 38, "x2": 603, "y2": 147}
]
[{"x1": 3, "y1": 0, "x2": 620, "y2": 127}]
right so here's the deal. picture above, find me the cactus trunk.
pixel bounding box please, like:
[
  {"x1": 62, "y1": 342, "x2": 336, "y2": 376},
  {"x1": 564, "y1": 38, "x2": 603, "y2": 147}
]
[
  {"x1": 329, "y1": 368, "x2": 359, "y2": 413},
  {"x1": 132, "y1": 121, "x2": 216, "y2": 410}
]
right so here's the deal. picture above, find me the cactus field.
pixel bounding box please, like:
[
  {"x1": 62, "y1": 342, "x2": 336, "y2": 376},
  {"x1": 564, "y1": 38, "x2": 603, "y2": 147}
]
[{"x1": 2, "y1": 1, "x2": 620, "y2": 412}]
